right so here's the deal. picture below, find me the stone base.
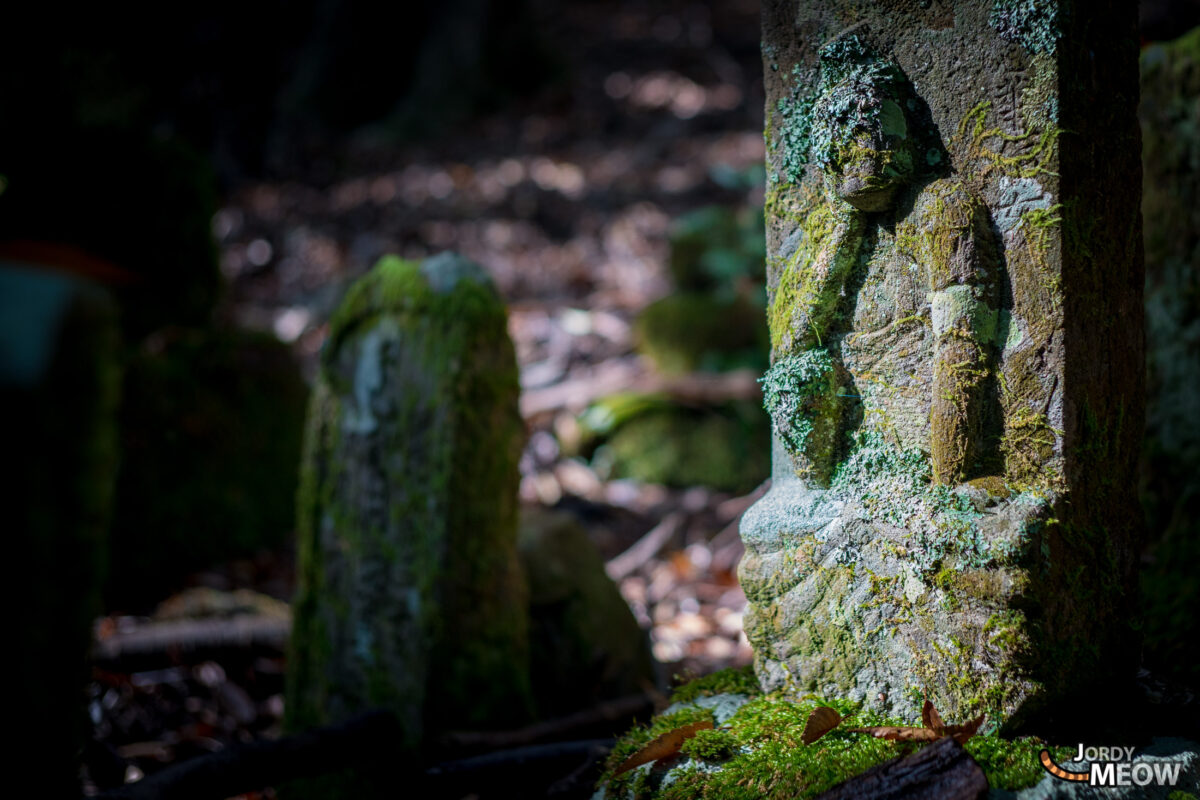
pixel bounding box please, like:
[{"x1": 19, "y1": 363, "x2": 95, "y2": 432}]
[{"x1": 739, "y1": 438, "x2": 1058, "y2": 726}]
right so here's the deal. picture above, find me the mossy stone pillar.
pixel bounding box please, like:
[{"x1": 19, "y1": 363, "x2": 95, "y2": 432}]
[
  {"x1": 741, "y1": 0, "x2": 1143, "y2": 728},
  {"x1": 286, "y1": 254, "x2": 532, "y2": 764}
]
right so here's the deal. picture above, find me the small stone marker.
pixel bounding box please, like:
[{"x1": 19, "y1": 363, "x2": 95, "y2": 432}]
[
  {"x1": 286, "y1": 254, "x2": 532, "y2": 754},
  {"x1": 742, "y1": 0, "x2": 1143, "y2": 726}
]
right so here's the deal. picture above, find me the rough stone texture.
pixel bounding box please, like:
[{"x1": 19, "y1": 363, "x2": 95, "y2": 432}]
[
  {"x1": 285, "y1": 254, "x2": 532, "y2": 765},
  {"x1": 1138, "y1": 26, "x2": 1200, "y2": 686},
  {"x1": 518, "y1": 508, "x2": 656, "y2": 718},
  {"x1": 742, "y1": 0, "x2": 1143, "y2": 728},
  {"x1": 2, "y1": 263, "x2": 120, "y2": 797}
]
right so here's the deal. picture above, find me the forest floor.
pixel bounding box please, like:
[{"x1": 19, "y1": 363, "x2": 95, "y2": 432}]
[{"x1": 85, "y1": 1, "x2": 771, "y2": 796}]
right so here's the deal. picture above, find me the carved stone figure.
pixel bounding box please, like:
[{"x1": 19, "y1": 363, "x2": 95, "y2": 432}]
[
  {"x1": 763, "y1": 35, "x2": 1000, "y2": 488},
  {"x1": 744, "y1": 0, "x2": 1143, "y2": 729}
]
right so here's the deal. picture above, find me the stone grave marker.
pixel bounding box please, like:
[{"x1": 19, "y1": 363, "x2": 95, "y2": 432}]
[{"x1": 286, "y1": 253, "x2": 532, "y2": 758}]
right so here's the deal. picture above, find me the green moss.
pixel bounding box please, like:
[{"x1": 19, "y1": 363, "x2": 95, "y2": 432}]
[
  {"x1": 1000, "y1": 406, "x2": 1061, "y2": 490},
  {"x1": 601, "y1": 399, "x2": 771, "y2": 494},
  {"x1": 829, "y1": 430, "x2": 1038, "y2": 575},
  {"x1": 680, "y1": 728, "x2": 738, "y2": 761},
  {"x1": 966, "y1": 735, "x2": 1071, "y2": 790},
  {"x1": 669, "y1": 666, "x2": 761, "y2": 704},
  {"x1": 773, "y1": 65, "x2": 816, "y2": 185},
  {"x1": 760, "y1": 350, "x2": 842, "y2": 481},
  {"x1": 957, "y1": 101, "x2": 1062, "y2": 181},
  {"x1": 599, "y1": 691, "x2": 1070, "y2": 799},
  {"x1": 807, "y1": 36, "x2": 919, "y2": 182},
  {"x1": 635, "y1": 292, "x2": 768, "y2": 375}
]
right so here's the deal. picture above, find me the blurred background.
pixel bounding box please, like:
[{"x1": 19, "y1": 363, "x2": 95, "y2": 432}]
[{"x1": 1, "y1": 0, "x2": 1197, "y2": 796}]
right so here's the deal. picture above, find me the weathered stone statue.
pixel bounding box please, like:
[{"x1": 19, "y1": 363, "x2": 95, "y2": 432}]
[
  {"x1": 764, "y1": 34, "x2": 1000, "y2": 488},
  {"x1": 286, "y1": 254, "x2": 532, "y2": 779},
  {"x1": 742, "y1": 0, "x2": 1143, "y2": 729}
]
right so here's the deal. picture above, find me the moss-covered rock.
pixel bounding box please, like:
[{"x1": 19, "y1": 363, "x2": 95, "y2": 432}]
[
  {"x1": 285, "y1": 254, "x2": 531, "y2": 793},
  {"x1": 668, "y1": 206, "x2": 766, "y2": 296},
  {"x1": 107, "y1": 326, "x2": 308, "y2": 609},
  {"x1": 598, "y1": 398, "x2": 771, "y2": 494},
  {"x1": 518, "y1": 508, "x2": 655, "y2": 718},
  {"x1": 635, "y1": 293, "x2": 768, "y2": 376}
]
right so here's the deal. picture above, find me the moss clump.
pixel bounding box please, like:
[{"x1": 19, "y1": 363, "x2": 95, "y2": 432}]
[
  {"x1": 965, "y1": 735, "x2": 1069, "y2": 790},
  {"x1": 680, "y1": 728, "x2": 738, "y2": 761},
  {"x1": 807, "y1": 35, "x2": 918, "y2": 185},
  {"x1": 598, "y1": 690, "x2": 1074, "y2": 799},
  {"x1": 828, "y1": 430, "x2": 1038, "y2": 575},
  {"x1": 600, "y1": 399, "x2": 771, "y2": 494},
  {"x1": 668, "y1": 205, "x2": 766, "y2": 296},
  {"x1": 772, "y1": 64, "x2": 817, "y2": 185},
  {"x1": 760, "y1": 350, "x2": 843, "y2": 484},
  {"x1": 635, "y1": 293, "x2": 768, "y2": 375},
  {"x1": 669, "y1": 666, "x2": 761, "y2": 704}
]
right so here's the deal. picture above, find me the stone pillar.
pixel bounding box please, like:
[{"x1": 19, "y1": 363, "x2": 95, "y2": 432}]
[
  {"x1": 2, "y1": 262, "x2": 120, "y2": 795},
  {"x1": 741, "y1": 0, "x2": 1142, "y2": 728},
  {"x1": 286, "y1": 254, "x2": 532, "y2": 763}
]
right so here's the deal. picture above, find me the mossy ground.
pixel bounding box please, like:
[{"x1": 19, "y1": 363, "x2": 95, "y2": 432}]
[{"x1": 597, "y1": 668, "x2": 1070, "y2": 799}]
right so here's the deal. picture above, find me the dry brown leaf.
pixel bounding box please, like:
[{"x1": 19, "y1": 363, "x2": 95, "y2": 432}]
[
  {"x1": 849, "y1": 701, "x2": 985, "y2": 745},
  {"x1": 944, "y1": 714, "x2": 986, "y2": 744},
  {"x1": 614, "y1": 719, "x2": 714, "y2": 776},
  {"x1": 802, "y1": 706, "x2": 844, "y2": 745},
  {"x1": 922, "y1": 699, "x2": 944, "y2": 735},
  {"x1": 847, "y1": 725, "x2": 940, "y2": 742}
]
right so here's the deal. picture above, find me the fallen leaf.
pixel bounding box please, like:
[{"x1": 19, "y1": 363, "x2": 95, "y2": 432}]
[
  {"x1": 847, "y1": 725, "x2": 939, "y2": 742},
  {"x1": 944, "y1": 714, "x2": 986, "y2": 744},
  {"x1": 802, "y1": 706, "x2": 846, "y2": 745},
  {"x1": 922, "y1": 699, "x2": 944, "y2": 735},
  {"x1": 849, "y1": 700, "x2": 985, "y2": 744},
  {"x1": 614, "y1": 719, "x2": 714, "y2": 776}
]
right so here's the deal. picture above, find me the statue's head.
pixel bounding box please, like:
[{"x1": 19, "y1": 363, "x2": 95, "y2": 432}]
[{"x1": 810, "y1": 35, "x2": 920, "y2": 212}]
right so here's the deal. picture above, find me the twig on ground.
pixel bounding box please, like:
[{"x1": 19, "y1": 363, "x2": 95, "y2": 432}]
[{"x1": 605, "y1": 512, "x2": 686, "y2": 581}]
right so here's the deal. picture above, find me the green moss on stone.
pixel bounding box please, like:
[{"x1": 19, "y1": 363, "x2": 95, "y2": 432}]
[
  {"x1": 669, "y1": 666, "x2": 761, "y2": 704},
  {"x1": 598, "y1": 690, "x2": 1071, "y2": 799},
  {"x1": 286, "y1": 253, "x2": 531, "y2": 770}
]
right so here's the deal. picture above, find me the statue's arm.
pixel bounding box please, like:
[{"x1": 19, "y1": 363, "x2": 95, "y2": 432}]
[
  {"x1": 910, "y1": 181, "x2": 1001, "y2": 485},
  {"x1": 770, "y1": 196, "x2": 866, "y2": 353}
]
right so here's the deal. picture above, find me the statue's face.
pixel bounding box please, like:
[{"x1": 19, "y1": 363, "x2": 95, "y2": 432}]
[
  {"x1": 809, "y1": 43, "x2": 918, "y2": 212},
  {"x1": 829, "y1": 130, "x2": 905, "y2": 212}
]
